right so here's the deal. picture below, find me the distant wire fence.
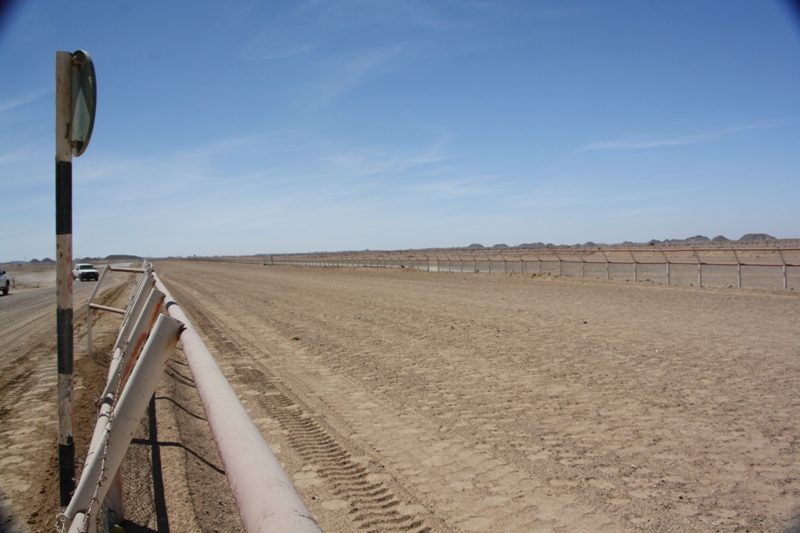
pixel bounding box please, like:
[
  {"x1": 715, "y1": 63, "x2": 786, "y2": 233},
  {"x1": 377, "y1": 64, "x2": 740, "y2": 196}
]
[
  {"x1": 256, "y1": 247, "x2": 800, "y2": 291},
  {"x1": 58, "y1": 262, "x2": 321, "y2": 533}
]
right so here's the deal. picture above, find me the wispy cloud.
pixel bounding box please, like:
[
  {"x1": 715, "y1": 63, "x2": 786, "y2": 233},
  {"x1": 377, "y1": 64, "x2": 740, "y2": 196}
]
[
  {"x1": 0, "y1": 144, "x2": 45, "y2": 166},
  {"x1": 239, "y1": 1, "x2": 444, "y2": 62},
  {"x1": 584, "y1": 122, "x2": 777, "y2": 151},
  {"x1": 532, "y1": 7, "x2": 588, "y2": 20},
  {"x1": 0, "y1": 88, "x2": 49, "y2": 114},
  {"x1": 264, "y1": 44, "x2": 314, "y2": 60},
  {"x1": 303, "y1": 44, "x2": 408, "y2": 107},
  {"x1": 606, "y1": 206, "x2": 674, "y2": 218},
  {"x1": 324, "y1": 142, "x2": 450, "y2": 177},
  {"x1": 410, "y1": 176, "x2": 500, "y2": 198},
  {"x1": 508, "y1": 178, "x2": 683, "y2": 209}
]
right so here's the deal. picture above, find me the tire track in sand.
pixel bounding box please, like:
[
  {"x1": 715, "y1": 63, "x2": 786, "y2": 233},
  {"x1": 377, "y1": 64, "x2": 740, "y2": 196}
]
[
  {"x1": 168, "y1": 280, "x2": 437, "y2": 533},
  {"x1": 239, "y1": 366, "x2": 430, "y2": 533}
]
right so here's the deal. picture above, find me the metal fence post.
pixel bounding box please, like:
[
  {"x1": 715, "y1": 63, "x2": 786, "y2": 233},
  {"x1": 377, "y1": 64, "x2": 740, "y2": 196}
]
[
  {"x1": 660, "y1": 251, "x2": 670, "y2": 285},
  {"x1": 779, "y1": 250, "x2": 788, "y2": 289},
  {"x1": 697, "y1": 254, "x2": 702, "y2": 287}
]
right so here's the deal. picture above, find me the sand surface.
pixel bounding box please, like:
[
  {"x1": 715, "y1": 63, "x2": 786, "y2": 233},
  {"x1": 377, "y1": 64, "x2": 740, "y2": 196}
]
[
  {"x1": 0, "y1": 269, "x2": 133, "y2": 532},
  {"x1": 2, "y1": 261, "x2": 800, "y2": 532}
]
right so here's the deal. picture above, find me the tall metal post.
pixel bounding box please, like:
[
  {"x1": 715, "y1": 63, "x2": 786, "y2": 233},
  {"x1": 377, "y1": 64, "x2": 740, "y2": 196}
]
[{"x1": 55, "y1": 51, "x2": 75, "y2": 507}]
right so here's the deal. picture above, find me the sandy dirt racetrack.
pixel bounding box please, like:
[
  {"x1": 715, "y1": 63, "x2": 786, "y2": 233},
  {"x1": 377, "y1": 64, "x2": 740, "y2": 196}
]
[
  {"x1": 149, "y1": 260, "x2": 800, "y2": 532},
  {"x1": 0, "y1": 268, "x2": 134, "y2": 533},
  {"x1": 3, "y1": 261, "x2": 800, "y2": 532}
]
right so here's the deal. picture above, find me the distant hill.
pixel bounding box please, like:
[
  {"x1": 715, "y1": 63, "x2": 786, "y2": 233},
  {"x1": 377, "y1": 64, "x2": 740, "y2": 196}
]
[
  {"x1": 75, "y1": 254, "x2": 142, "y2": 262},
  {"x1": 639, "y1": 234, "x2": 779, "y2": 246},
  {"x1": 19, "y1": 255, "x2": 141, "y2": 265},
  {"x1": 739, "y1": 233, "x2": 776, "y2": 241}
]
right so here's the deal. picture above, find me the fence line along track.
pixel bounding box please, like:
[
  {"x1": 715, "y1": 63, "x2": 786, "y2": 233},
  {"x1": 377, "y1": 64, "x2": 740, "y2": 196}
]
[
  {"x1": 238, "y1": 246, "x2": 800, "y2": 290},
  {"x1": 60, "y1": 262, "x2": 322, "y2": 533}
]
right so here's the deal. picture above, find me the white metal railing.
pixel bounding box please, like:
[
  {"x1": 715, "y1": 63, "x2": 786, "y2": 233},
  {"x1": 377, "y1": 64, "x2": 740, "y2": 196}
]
[
  {"x1": 63, "y1": 314, "x2": 182, "y2": 533},
  {"x1": 62, "y1": 263, "x2": 321, "y2": 533},
  {"x1": 152, "y1": 273, "x2": 321, "y2": 533},
  {"x1": 262, "y1": 246, "x2": 800, "y2": 290},
  {"x1": 86, "y1": 264, "x2": 148, "y2": 355},
  {"x1": 61, "y1": 262, "x2": 170, "y2": 532}
]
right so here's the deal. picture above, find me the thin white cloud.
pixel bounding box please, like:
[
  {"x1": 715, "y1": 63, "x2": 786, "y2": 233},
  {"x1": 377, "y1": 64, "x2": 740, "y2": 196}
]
[
  {"x1": 606, "y1": 206, "x2": 674, "y2": 218},
  {"x1": 0, "y1": 144, "x2": 45, "y2": 167},
  {"x1": 303, "y1": 44, "x2": 408, "y2": 107},
  {"x1": 0, "y1": 88, "x2": 49, "y2": 114},
  {"x1": 239, "y1": 1, "x2": 440, "y2": 62},
  {"x1": 264, "y1": 44, "x2": 314, "y2": 60},
  {"x1": 584, "y1": 122, "x2": 777, "y2": 151},
  {"x1": 532, "y1": 7, "x2": 588, "y2": 20},
  {"x1": 411, "y1": 176, "x2": 500, "y2": 198},
  {"x1": 508, "y1": 179, "x2": 687, "y2": 209},
  {"x1": 324, "y1": 142, "x2": 450, "y2": 177}
]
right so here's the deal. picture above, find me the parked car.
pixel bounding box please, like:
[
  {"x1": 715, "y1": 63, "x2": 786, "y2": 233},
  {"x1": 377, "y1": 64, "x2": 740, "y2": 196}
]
[
  {"x1": 73, "y1": 263, "x2": 99, "y2": 282},
  {"x1": 1, "y1": 271, "x2": 9, "y2": 295}
]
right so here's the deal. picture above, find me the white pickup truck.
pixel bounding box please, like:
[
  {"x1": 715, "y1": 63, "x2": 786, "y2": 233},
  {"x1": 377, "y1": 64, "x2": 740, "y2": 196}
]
[
  {"x1": 72, "y1": 263, "x2": 99, "y2": 282},
  {"x1": 1, "y1": 271, "x2": 8, "y2": 295}
]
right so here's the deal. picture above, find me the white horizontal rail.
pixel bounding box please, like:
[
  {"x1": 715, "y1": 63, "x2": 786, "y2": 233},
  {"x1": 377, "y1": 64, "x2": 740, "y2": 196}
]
[
  {"x1": 152, "y1": 273, "x2": 322, "y2": 533},
  {"x1": 88, "y1": 303, "x2": 125, "y2": 314},
  {"x1": 108, "y1": 266, "x2": 147, "y2": 273}
]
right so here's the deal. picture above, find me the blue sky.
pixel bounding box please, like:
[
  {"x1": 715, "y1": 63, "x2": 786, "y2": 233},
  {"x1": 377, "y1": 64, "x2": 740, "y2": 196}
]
[{"x1": 1, "y1": 1, "x2": 799, "y2": 261}]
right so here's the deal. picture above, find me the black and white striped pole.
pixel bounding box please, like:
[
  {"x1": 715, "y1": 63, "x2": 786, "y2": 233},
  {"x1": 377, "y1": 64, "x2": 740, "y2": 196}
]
[{"x1": 55, "y1": 50, "x2": 96, "y2": 508}]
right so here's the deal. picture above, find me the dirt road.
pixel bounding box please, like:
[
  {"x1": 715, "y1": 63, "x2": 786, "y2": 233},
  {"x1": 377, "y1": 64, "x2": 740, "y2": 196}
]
[
  {"x1": 148, "y1": 261, "x2": 800, "y2": 532},
  {"x1": 0, "y1": 272, "x2": 133, "y2": 533}
]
